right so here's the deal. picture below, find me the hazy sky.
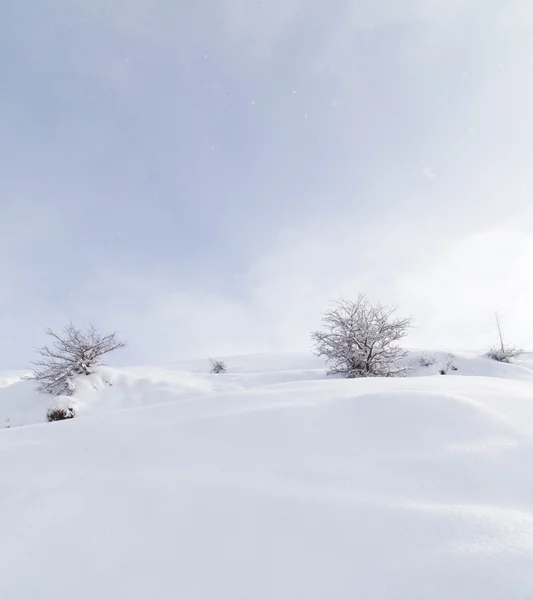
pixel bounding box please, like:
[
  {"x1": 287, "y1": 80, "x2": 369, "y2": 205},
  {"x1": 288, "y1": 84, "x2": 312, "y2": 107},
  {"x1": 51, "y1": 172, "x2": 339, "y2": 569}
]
[{"x1": 2, "y1": 0, "x2": 533, "y2": 367}]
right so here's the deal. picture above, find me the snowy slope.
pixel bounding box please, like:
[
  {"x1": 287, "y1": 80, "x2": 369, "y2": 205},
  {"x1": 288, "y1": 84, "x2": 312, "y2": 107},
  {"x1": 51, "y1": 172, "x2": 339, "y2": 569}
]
[
  {"x1": 1, "y1": 353, "x2": 533, "y2": 599},
  {"x1": 2, "y1": 351, "x2": 533, "y2": 428}
]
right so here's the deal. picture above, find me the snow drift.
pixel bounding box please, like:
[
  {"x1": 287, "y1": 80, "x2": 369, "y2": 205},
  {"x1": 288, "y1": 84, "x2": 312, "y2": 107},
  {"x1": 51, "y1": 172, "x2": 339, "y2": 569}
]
[{"x1": 1, "y1": 352, "x2": 533, "y2": 599}]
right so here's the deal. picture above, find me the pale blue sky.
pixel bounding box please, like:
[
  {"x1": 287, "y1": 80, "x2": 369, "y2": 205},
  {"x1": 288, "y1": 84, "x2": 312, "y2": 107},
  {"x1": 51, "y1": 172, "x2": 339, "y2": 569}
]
[{"x1": 2, "y1": 1, "x2": 533, "y2": 367}]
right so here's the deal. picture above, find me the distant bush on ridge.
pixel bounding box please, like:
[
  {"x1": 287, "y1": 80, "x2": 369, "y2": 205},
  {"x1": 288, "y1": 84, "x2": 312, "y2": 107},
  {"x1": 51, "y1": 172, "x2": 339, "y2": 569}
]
[{"x1": 210, "y1": 359, "x2": 227, "y2": 374}]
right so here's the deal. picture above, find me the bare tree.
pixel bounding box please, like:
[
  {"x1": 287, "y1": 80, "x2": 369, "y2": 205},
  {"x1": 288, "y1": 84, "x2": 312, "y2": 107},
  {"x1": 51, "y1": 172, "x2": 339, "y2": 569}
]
[
  {"x1": 311, "y1": 296, "x2": 412, "y2": 378},
  {"x1": 27, "y1": 323, "x2": 126, "y2": 396},
  {"x1": 488, "y1": 312, "x2": 522, "y2": 363},
  {"x1": 210, "y1": 359, "x2": 227, "y2": 374}
]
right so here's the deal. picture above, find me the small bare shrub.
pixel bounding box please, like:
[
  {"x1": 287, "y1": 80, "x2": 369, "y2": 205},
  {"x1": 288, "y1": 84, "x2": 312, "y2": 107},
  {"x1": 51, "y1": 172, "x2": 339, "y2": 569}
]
[
  {"x1": 210, "y1": 359, "x2": 227, "y2": 374},
  {"x1": 488, "y1": 313, "x2": 522, "y2": 363},
  {"x1": 46, "y1": 406, "x2": 75, "y2": 422},
  {"x1": 419, "y1": 354, "x2": 436, "y2": 368},
  {"x1": 488, "y1": 346, "x2": 522, "y2": 363},
  {"x1": 439, "y1": 353, "x2": 457, "y2": 375}
]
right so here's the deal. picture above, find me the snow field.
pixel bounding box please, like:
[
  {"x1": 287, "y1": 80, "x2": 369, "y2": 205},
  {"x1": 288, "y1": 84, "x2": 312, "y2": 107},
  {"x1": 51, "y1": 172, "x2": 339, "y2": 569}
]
[{"x1": 1, "y1": 352, "x2": 532, "y2": 598}]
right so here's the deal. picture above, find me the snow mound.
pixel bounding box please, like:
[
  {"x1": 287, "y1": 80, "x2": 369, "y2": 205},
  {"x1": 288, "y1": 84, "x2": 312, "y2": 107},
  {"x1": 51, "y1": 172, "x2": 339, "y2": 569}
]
[
  {"x1": 2, "y1": 351, "x2": 533, "y2": 428},
  {"x1": 1, "y1": 352, "x2": 533, "y2": 598}
]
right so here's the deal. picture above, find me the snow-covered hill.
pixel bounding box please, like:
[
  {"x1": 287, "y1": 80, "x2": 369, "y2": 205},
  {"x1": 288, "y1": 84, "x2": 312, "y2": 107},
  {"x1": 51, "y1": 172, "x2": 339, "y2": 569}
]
[
  {"x1": 3, "y1": 351, "x2": 533, "y2": 429},
  {"x1": 1, "y1": 352, "x2": 533, "y2": 599}
]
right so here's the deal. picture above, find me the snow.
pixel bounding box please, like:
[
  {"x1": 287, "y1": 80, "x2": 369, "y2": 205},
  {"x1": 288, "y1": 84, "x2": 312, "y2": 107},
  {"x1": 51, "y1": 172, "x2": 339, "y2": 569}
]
[{"x1": 1, "y1": 352, "x2": 533, "y2": 598}]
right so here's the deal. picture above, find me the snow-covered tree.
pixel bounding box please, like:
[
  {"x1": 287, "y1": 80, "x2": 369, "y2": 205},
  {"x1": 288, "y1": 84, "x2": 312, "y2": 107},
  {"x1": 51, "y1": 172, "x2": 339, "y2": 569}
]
[
  {"x1": 210, "y1": 359, "x2": 227, "y2": 374},
  {"x1": 27, "y1": 323, "x2": 126, "y2": 396},
  {"x1": 311, "y1": 296, "x2": 412, "y2": 378}
]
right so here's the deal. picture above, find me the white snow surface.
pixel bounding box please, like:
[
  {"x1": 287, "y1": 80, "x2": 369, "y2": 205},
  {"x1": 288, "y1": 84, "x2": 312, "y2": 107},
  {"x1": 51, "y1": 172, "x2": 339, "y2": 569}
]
[{"x1": 1, "y1": 351, "x2": 533, "y2": 599}]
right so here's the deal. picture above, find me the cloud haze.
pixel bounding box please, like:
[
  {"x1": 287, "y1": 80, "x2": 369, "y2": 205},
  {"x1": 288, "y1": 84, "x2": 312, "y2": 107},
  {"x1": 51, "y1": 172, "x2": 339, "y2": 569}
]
[{"x1": 2, "y1": 0, "x2": 533, "y2": 367}]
